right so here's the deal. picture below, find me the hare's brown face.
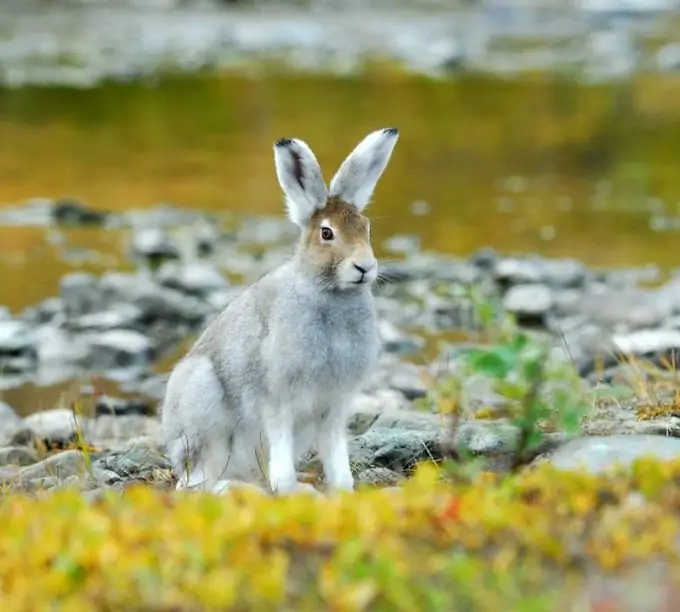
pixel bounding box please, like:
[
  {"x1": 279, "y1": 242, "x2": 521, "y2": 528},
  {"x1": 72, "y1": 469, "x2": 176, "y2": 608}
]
[
  {"x1": 301, "y1": 197, "x2": 377, "y2": 290},
  {"x1": 272, "y1": 127, "x2": 398, "y2": 290}
]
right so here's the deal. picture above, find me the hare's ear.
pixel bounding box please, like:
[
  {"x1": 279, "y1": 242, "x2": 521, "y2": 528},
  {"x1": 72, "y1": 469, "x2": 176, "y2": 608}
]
[
  {"x1": 273, "y1": 138, "x2": 328, "y2": 227},
  {"x1": 328, "y1": 127, "x2": 399, "y2": 211}
]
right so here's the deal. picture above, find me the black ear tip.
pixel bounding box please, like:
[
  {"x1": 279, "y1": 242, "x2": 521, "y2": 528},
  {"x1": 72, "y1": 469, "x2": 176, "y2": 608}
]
[
  {"x1": 275, "y1": 138, "x2": 293, "y2": 148},
  {"x1": 382, "y1": 127, "x2": 399, "y2": 136}
]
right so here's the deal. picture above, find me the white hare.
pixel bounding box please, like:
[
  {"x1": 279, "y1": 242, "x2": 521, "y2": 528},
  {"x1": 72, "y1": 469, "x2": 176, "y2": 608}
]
[{"x1": 161, "y1": 127, "x2": 400, "y2": 494}]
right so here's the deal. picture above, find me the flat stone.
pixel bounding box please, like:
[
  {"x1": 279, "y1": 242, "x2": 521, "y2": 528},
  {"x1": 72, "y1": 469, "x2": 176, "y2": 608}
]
[
  {"x1": 503, "y1": 284, "x2": 553, "y2": 324},
  {"x1": 22, "y1": 409, "x2": 89, "y2": 445},
  {"x1": 18, "y1": 450, "x2": 88, "y2": 482},
  {"x1": 157, "y1": 262, "x2": 229, "y2": 295},
  {"x1": 355, "y1": 467, "x2": 405, "y2": 487},
  {"x1": 542, "y1": 435, "x2": 680, "y2": 474},
  {"x1": 86, "y1": 329, "x2": 152, "y2": 369},
  {"x1": 0, "y1": 446, "x2": 39, "y2": 467},
  {"x1": 0, "y1": 320, "x2": 36, "y2": 353}
]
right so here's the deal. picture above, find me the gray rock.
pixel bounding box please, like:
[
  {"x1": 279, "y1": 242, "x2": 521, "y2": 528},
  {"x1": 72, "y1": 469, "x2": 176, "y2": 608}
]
[
  {"x1": 18, "y1": 450, "x2": 88, "y2": 482},
  {"x1": 69, "y1": 305, "x2": 143, "y2": 331},
  {"x1": 35, "y1": 326, "x2": 91, "y2": 366},
  {"x1": 93, "y1": 439, "x2": 171, "y2": 481},
  {"x1": 371, "y1": 409, "x2": 443, "y2": 433},
  {"x1": 157, "y1": 261, "x2": 229, "y2": 295},
  {"x1": 452, "y1": 421, "x2": 520, "y2": 456},
  {"x1": 0, "y1": 446, "x2": 39, "y2": 467},
  {"x1": 611, "y1": 329, "x2": 680, "y2": 358},
  {"x1": 378, "y1": 320, "x2": 424, "y2": 355},
  {"x1": 355, "y1": 467, "x2": 405, "y2": 487},
  {"x1": 100, "y1": 272, "x2": 209, "y2": 323},
  {"x1": 89, "y1": 416, "x2": 163, "y2": 449},
  {"x1": 382, "y1": 235, "x2": 421, "y2": 254},
  {"x1": 541, "y1": 258, "x2": 587, "y2": 288},
  {"x1": 60, "y1": 273, "x2": 100, "y2": 318},
  {"x1": 382, "y1": 362, "x2": 428, "y2": 400},
  {"x1": 503, "y1": 284, "x2": 553, "y2": 322},
  {"x1": 541, "y1": 435, "x2": 680, "y2": 474},
  {"x1": 576, "y1": 289, "x2": 669, "y2": 329},
  {"x1": 22, "y1": 409, "x2": 89, "y2": 445},
  {"x1": 131, "y1": 227, "x2": 180, "y2": 260},
  {"x1": 348, "y1": 428, "x2": 443, "y2": 473},
  {"x1": 0, "y1": 401, "x2": 22, "y2": 441},
  {"x1": 494, "y1": 257, "x2": 543, "y2": 286},
  {"x1": 85, "y1": 329, "x2": 153, "y2": 369},
  {"x1": 0, "y1": 320, "x2": 36, "y2": 354}
]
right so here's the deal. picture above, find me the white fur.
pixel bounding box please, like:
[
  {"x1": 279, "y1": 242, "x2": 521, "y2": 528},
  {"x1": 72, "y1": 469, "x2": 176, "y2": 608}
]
[
  {"x1": 329, "y1": 127, "x2": 400, "y2": 211},
  {"x1": 273, "y1": 138, "x2": 328, "y2": 227},
  {"x1": 162, "y1": 128, "x2": 399, "y2": 495}
]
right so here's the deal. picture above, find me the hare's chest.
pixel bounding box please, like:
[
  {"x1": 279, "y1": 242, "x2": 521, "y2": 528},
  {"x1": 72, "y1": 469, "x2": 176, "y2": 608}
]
[{"x1": 272, "y1": 295, "x2": 380, "y2": 392}]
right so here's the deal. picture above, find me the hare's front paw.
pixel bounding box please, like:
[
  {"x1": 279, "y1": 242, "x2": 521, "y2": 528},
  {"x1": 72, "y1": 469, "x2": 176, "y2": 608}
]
[
  {"x1": 273, "y1": 481, "x2": 323, "y2": 498},
  {"x1": 211, "y1": 479, "x2": 267, "y2": 497},
  {"x1": 326, "y1": 474, "x2": 355, "y2": 493}
]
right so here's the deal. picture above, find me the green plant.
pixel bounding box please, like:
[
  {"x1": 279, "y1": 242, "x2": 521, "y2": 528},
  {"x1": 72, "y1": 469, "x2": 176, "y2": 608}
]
[{"x1": 430, "y1": 287, "x2": 589, "y2": 472}]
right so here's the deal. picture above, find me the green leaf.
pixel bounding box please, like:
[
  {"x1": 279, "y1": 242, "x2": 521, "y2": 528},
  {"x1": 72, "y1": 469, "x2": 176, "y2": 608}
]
[{"x1": 466, "y1": 349, "x2": 513, "y2": 379}]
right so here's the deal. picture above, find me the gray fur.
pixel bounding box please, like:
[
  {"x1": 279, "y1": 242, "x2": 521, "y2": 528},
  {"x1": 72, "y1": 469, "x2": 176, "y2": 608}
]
[{"x1": 161, "y1": 128, "x2": 399, "y2": 494}]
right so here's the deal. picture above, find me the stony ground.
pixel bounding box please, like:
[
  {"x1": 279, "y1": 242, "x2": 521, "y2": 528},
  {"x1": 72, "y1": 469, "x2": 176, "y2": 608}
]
[
  {"x1": 1, "y1": 2, "x2": 679, "y2": 87},
  {"x1": 1, "y1": 197, "x2": 680, "y2": 498}
]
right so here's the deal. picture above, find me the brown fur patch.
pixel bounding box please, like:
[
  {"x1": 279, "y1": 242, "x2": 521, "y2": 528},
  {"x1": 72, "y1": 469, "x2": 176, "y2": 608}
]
[{"x1": 301, "y1": 196, "x2": 373, "y2": 277}]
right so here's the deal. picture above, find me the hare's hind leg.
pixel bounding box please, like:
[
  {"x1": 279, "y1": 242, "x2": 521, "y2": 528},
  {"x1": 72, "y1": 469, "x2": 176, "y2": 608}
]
[{"x1": 162, "y1": 355, "x2": 260, "y2": 492}]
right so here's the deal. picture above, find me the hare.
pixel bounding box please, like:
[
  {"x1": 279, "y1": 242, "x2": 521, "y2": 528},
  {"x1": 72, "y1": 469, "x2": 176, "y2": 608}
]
[{"x1": 161, "y1": 127, "x2": 400, "y2": 495}]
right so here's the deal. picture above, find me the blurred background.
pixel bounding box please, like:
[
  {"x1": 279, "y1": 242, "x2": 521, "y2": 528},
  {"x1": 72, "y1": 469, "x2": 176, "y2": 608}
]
[{"x1": 2, "y1": 0, "x2": 680, "y2": 415}]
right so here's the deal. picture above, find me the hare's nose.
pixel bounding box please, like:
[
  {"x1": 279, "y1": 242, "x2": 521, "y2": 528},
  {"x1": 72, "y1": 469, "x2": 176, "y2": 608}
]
[{"x1": 353, "y1": 260, "x2": 376, "y2": 275}]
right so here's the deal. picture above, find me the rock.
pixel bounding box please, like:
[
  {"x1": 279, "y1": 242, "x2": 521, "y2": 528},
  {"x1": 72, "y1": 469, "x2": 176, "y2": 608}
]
[
  {"x1": 468, "y1": 247, "x2": 497, "y2": 269},
  {"x1": 386, "y1": 364, "x2": 428, "y2": 400},
  {"x1": 0, "y1": 401, "x2": 22, "y2": 441},
  {"x1": 17, "y1": 476, "x2": 60, "y2": 491},
  {"x1": 99, "y1": 272, "x2": 209, "y2": 323},
  {"x1": 503, "y1": 284, "x2": 553, "y2": 325},
  {"x1": 156, "y1": 262, "x2": 229, "y2": 295},
  {"x1": 382, "y1": 235, "x2": 421, "y2": 254},
  {"x1": 494, "y1": 257, "x2": 543, "y2": 286},
  {"x1": 22, "y1": 409, "x2": 89, "y2": 446},
  {"x1": 52, "y1": 199, "x2": 108, "y2": 226},
  {"x1": 35, "y1": 326, "x2": 91, "y2": 366},
  {"x1": 540, "y1": 435, "x2": 680, "y2": 474},
  {"x1": 371, "y1": 409, "x2": 444, "y2": 433},
  {"x1": 193, "y1": 219, "x2": 221, "y2": 257},
  {"x1": 131, "y1": 228, "x2": 180, "y2": 261},
  {"x1": 450, "y1": 421, "x2": 520, "y2": 455},
  {"x1": 89, "y1": 416, "x2": 163, "y2": 449},
  {"x1": 60, "y1": 273, "x2": 100, "y2": 317},
  {"x1": 577, "y1": 289, "x2": 670, "y2": 329},
  {"x1": 611, "y1": 329, "x2": 680, "y2": 359},
  {"x1": 0, "y1": 446, "x2": 39, "y2": 467},
  {"x1": 378, "y1": 320, "x2": 424, "y2": 356},
  {"x1": 541, "y1": 258, "x2": 587, "y2": 288},
  {"x1": 85, "y1": 329, "x2": 153, "y2": 369},
  {"x1": 0, "y1": 320, "x2": 37, "y2": 354},
  {"x1": 0, "y1": 465, "x2": 20, "y2": 483},
  {"x1": 355, "y1": 467, "x2": 405, "y2": 487},
  {"x1": 346, "y1": 390, "x2": 411, "y2": 434},
  {"x1": 18, "y1": 450, "x2": 88, "y2": 482},
  {"x1": 348, "y1": 428, "x2": 443, "y2": 473},
  {"x1": 93, "y1": 439, "x2": 171, "y2": 482},
  {"x1": 69, "y1": 305, "x2": 143, "y2": 331},
  {"x1": 95, "y1": 396, "x2": 152, "y2": 417}
]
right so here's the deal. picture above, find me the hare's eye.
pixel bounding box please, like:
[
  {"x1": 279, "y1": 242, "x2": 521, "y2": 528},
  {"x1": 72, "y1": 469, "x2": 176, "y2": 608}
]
[{"x1": 320, "y1": 227, "x2": 335, "y2": 241}]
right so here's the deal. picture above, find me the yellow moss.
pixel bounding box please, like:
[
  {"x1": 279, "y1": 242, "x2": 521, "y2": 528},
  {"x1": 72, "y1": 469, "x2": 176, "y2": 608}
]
[{"x1": 0, "y1": 460, "x2": 679, "y2": 610}]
